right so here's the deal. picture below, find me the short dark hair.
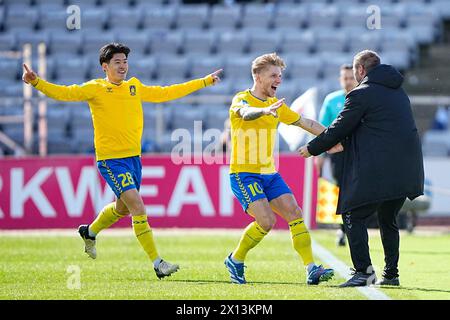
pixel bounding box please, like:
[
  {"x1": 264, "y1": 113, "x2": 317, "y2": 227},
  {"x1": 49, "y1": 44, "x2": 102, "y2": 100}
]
[
  {"x1": 353, "y1": 50, "x2": 380, "y2": 73},
  {"x1": 340, "y1": 64, "x2": 353, "y2": 71},
  {"x1": 99, "y1": 43, "x2": 130, "y2": 66}
]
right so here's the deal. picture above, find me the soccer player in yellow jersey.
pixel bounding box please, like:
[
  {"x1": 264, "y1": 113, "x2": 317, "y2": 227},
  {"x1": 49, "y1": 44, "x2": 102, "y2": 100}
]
[
  {"x1": 225, "y1": 53, "x2": 342, "y2": 285},
  {"x1": 22, "y1": 43, "x2": 222, "y2": 279}
]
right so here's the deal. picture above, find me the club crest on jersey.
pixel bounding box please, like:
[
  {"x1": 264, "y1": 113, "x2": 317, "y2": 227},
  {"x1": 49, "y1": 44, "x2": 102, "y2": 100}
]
[
  {"x1": 129, "y1": 85, "x2": 136, "y2": 96},
  {"x1": 106, "y1": 87, "x2": 113, "y2": 93}
]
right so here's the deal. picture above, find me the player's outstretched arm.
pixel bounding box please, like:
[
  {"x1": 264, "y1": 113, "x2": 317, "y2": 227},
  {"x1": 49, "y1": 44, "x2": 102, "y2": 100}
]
[
  {"x1": 238, "y1": 98, "x2": 285, "y2": 121},
  {"x1": 291, "y1": 117, "x2": 326, "y2": 136},
  {"x1": 22, "y1": 63, "x2": 95, "y2": 102},
  {"x1": 140, "y1": 69, "x2": 223, "y2": 103},
  {"x1": 292, "y1": 117, "x2": 344, "y2": 156}
]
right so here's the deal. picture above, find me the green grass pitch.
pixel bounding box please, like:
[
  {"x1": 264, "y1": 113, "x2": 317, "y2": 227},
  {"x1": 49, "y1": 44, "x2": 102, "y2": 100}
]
[{"x1": 0, "y1": 229, "x2": 449, "y2": 300}]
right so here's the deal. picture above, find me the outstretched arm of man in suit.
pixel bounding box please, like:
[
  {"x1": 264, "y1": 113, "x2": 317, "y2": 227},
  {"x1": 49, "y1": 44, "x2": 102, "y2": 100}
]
[{"x1": 305, "y1": 90, "x2": 368, "y2": 156}]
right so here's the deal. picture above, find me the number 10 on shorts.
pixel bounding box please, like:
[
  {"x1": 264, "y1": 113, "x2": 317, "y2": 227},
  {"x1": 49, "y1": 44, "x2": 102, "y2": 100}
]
[{"x1": 248, "y1": 182, "x2": 263, "y2": 197}]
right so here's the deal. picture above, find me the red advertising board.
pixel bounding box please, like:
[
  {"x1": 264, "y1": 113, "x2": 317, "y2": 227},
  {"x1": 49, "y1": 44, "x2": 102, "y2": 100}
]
[{"x1": 0, "y1": 154, "x2": 317, "y2": 230}]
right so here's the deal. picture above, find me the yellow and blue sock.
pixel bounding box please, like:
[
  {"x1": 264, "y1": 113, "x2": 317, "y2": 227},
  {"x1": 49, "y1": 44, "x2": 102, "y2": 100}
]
[
  {"x1": 89, "y1": 202, "x2": 127, "y2": 237},
  {"x1": 232, "y1": 221, "x2": 268, "y2": 262},
  {"x1": 132, "y1": 214, "x2": 161, "y2": 267},
  {"x1": 289, "y1": 218, "x2": 315, "y2": 271}
]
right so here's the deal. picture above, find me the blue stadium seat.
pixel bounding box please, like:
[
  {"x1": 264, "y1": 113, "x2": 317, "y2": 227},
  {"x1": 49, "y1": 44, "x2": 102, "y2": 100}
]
[
  {"x1": 273, "y1": 6, "x2": 307, "y2": 31},
  {"x1": 0, "y1": 58, "x2": 19, "y2": 81},
  {"x1": 115, "y1": 32, "x2": 150, "y2": 56},
  {"x1": 307, "y1": 3, "x2": 339, "y2": 30},
  {"x1": 183, "y1": 31, "x2": 217, "y2": 56},
  {"x1": 280, "y1": 31, "x2": 314, "y2": 55},
  {"x1": 5, "y1": 5, "x2": 38, "y2": 32},
  {"x1": 315, "y1": 30, "x2": 348, "y2": 54},
  {"x1": 141, "y1": 5, "x2": 176, "y2": 30},
  {"x1": 285, "y1": 54, "x2": 321, "y2": 82},
  {"x1": 241, "y1": 4, "x2": 274, "y2": 30},
  {"x1": 49, "y1": 30, "x2": 83, "y2": 57},
  {"x1": 154, "y1": 55, "x2": 189, "y2": 81},
  {"x1": 129, "y1": 56, "x2": 155, "y2": 80},
  {"x1": 79, "y1": 8, "x2": 106, "y2": 31},
  {"x1": 209, "y1": 5, "x2": 241, "y2": 31},
  {"x1": 107, "y1": 7, "x2": 142, "y2": 31},
  {"x1": 0, "y1": 33, "x2": 17, "y2": 51},
  {"x1": 149, "y1": 31, "x2": 183, "y2": 56},
  {"x1": 247, "y1": 32, "x2": 282, "y2": 55},
  {"x1": 215, "y1": 31, "x2": 249, "y2": 56},
  {"x1": 82, "y1": 31, "x2": 116, "y2": 56},
  {"x1": 54, "y1": 56, "x2": 88, "y2": 80},
  {"x1": 175, "y1": 4, "x2": 209, "y2": 30},
  {"x1": 224, "y1": 55, "x2": 254, "y2": 82}
]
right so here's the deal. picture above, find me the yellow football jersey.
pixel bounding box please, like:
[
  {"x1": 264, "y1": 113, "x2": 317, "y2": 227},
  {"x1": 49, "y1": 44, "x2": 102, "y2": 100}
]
[
  {"x1": 229, "y1": 89, "x2": 301, "y2": 174},
  {"x1": 31, "y1": 76, "x2": 213, "y2": 160}
]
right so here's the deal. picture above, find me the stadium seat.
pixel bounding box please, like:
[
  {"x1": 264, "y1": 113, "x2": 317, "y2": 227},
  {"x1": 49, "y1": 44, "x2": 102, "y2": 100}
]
[
  {"x1": 223, "y1": 55, "x2": 254, "y2": 82},
  {"x1": 0, "y1": 58, "x2": 19, "y2": 81},
  {"x1": 54, "y1": 56, "x2": 88, "y2": 81},
  {"x1": 315, "y1": 30, "x2": 348, "y2": 54},
  {"x1": 107, "y1": 8, "x2": 142, "y2": 31},
  {"x1": 347, "y1": 32, "x2": 381, "y2": 55},
  {"x1": 215, "y1": 31, "x2": 249, "y2": 56},
  {"x1": 206, "y1": 106, "x2": 230, "y2": 131},
  {"x1": 285, "y1": 54, "x2": 321, "y2": 82},
  {"x1": 319, "y1": 52, "x2": 352, "y2": 79},
  {"x1": 49, "y1": 30, "x2": 83, "y2": 57},
  {"x1": 149, "y1": 31, "x2": 183, "y2": 56},
  {"x1": 273, "y1": 5, "x2": 307, "y2": 31},
  {"x1": 0, "y1": 33, "x2": 17, "y2": 51},
  {"x1": 183, "y1": 31, "x2": 217, "y2": 56},
  {"x1": 79, "y1": 8, "x2": 106, "y2": 31},
  {"x1": 34, "y1": 0, "x2": 66, "y2": 12},
  {"x1": 115, "y1": 32, "x2": 150, "y2": 56},
  {"x1": 175, "y1": 4, "x2": 209, "y2": 30},
  {"x1": 247, "y1": 32, "x2": 282, "y2": 55},
  {"x1": 4, "y1": 5, "x2": 38, "y2": 32},
  {"x1": 209, "y1": 5, "x2": 240, "y2": 31},
  {"x1": 280, "y1": 31, "x2": 314, "y2": 55},
  {"x1": 431, "y1": 0, "x2": 450, "y2": 19},
  {"x1": 69, "y1": 0, "x2": 99, "y2": 8},
  {"x1": 154, "y1": 55, "x2": 189, "y2": 81},
  {"x1": 307, "y1": 3, "x2": 339, "y2": 30},
  {"x1": 128, "y1": 56, "x2": 155, "y2": 80},
  {"x1": 241, "y1": 3, "x2": 275, "y2": 30},
  {"x1": 82, "y1": 31, "x2": 116, "y2": 56},
  {"x1": 141, "y1": 5, "x2": 176, "y2": 30}
]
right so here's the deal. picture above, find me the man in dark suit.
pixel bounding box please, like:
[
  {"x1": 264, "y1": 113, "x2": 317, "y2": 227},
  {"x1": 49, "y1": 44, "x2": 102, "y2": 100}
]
[{"x1": 298, "y1": 50, "x2": 424, "y2": 287}]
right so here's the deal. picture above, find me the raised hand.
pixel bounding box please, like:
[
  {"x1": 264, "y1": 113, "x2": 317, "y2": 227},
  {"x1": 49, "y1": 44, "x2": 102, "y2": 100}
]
[
  {"x1": 263, "y1": 98, "x2": 285, "y2": 118},
  {"x1": 22, "y1": 63, "x2": 37, "y2": 84},
  {"x1": 209, "y1": 69, "x2": 223, "y2": 85}
]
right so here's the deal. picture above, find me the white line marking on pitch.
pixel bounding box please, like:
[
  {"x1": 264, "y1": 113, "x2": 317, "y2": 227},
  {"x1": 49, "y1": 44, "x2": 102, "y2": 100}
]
[{"x1": 312, "y1": 240, "x2": 391, "y2": 300}]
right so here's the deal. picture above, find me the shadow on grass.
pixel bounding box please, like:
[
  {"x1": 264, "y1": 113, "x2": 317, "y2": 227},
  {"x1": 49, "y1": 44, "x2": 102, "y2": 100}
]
[
  {"x1": 169, "y1": 279, "x2": 450, "y2": 295},
  {"x1": 168, "y1": 279, "x2": 339, "y2": 287},
  {"x1": 376, "y1": 285, "x2": 450, "y2": 295}
]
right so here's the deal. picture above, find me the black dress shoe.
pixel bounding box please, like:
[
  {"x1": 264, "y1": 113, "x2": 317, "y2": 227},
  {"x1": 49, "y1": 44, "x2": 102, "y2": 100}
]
[{"x1": 339, "y1": 269, "x2": 377, "y2": 288}]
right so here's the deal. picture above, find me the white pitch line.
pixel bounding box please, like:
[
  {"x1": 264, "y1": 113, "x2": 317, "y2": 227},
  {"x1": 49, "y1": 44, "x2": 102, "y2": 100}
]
[{"x1": 312, "y1": 240, "x2": 391, "y2": 300}]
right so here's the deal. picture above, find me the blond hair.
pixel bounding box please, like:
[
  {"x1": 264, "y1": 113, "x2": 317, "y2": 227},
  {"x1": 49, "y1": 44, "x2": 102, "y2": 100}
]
[{"x1": 251, "y1": 53, "x2": 286, "y2": 77}]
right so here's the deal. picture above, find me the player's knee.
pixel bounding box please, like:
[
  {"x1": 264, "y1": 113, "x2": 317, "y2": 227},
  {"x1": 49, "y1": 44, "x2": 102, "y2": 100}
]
[
  {"x1": 258, "y1": 215, "x2": 276, "y2": 232},
  {"x1": 287, "y1": 205, "x2": 303, "y2": 221}
]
